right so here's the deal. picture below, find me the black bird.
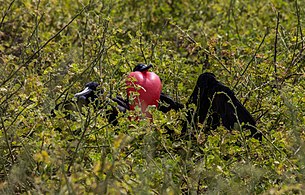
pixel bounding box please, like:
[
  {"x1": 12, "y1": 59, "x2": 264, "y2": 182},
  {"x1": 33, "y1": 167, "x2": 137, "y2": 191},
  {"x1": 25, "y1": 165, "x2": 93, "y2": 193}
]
[
  {"x1": 74, "y1": 81, "x2": 128, "y2": 112},
  {"x1": 74, "y1": 82, "x2": 100, "y2": 104},
  {"x1": 185, "y1": 72, "x2": 262, "y2": 140},
  {"x1": 73, "y1": 81, "x2": 129, "y2": 125},
  {"x1": 52, "y1": 82, "x2": 101, "y2": 117},
  {"x1": 52, "y1": 81, "x2": 127, "y2": 125}
]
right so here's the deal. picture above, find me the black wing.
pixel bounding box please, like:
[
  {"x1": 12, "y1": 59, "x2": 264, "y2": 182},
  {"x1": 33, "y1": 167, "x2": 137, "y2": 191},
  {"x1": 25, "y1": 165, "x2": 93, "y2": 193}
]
[
  {"x1": 211, "y1": 85, "x2": 261, "y2": 140},
  {"x1": 185, "y1": 73, "x2": 217, "y2": 129},
  {"x1": 112, "y1": 95, "x2": 129, "y2": 112},
  {"x1": 106, "y1": 95, "x2": 130, "y2": 125},
  {"x1": 159, "y1": 92, "x2": 184, "y2": 113}
]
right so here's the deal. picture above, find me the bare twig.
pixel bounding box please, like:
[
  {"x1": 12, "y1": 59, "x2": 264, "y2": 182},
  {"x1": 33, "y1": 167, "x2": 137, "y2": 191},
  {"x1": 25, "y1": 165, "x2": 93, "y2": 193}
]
[
  {"x1": 67, "y1": 110, "x2": 91, "y2": 173},
  {"x1": 55, "y1": 19, "x2": 110, "y2": 103},
  {"x1": 150, "y1": 20, "x2": 169, "y2": 62},
  {"x1": 274, "y1": 12, "x2": 280, "y2": 80},
  {"x1": 61, "y1": 163, "x2": 76, "y2": 195},
  {"x1": 170, "y1": 22, "x2": 231, "y2": 74},
  {"x1": 290, "y1": 45, "x2": 305, "y2": 69},
  {"x1": 0, "y1": 0, "x2": 16, "y2": 29},
  {"x1": 284, "y1": 0, "x2": 304, "y2": 84},
  {"x1": 0, "y1": 82, "x2": 23, "y2": 107},
  {"x1": 233, "y1": 28, "x2": 269, "y2": 89},
  {"x1": 232, "y1": 5, "x2": 241, "y2": 42},
  {"x1": 0, "y1": 116, "x2": 14, "y2": 163},
  {"x1": 226, "y1": 0, "x2": 241, "y2": 41},
  {"x1": 0, "y1": 94, "x2": 33, "y2": 160},
  {"x1": 295, "y1": 0, "x2": 303, "y2": 48},
  {"x1": 1, "y1": 4, "x2": 89, "y2": 87},
  {"x1": 139, "y1": 20, "x2": 147, "y2": 64},
  {"x1": 283, "y1": 45, "x2": 305, "y2": 86}
]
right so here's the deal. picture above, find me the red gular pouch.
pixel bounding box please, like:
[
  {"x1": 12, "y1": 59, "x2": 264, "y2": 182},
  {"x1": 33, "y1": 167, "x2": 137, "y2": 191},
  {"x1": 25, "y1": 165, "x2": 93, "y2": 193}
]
[{"x1": 126, "y1": 64, "x2": 162, "y2": 121}]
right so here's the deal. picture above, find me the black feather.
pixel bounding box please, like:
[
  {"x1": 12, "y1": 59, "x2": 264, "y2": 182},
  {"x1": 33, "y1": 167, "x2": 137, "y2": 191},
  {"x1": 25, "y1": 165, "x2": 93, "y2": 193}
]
[
  {"x1": 159, "y1": 92, "x2": 184, "y2": 113},
  {"x1": 185, "y1": 72, "x2": 262, "y2": 140}
]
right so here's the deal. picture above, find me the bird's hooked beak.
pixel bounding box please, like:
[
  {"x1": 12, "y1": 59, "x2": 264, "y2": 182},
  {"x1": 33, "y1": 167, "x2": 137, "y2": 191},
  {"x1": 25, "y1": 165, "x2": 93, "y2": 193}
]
[
  {"x1": 74, "y1": 87, "x2": 93, "y2": 98},
  {"x1": 133, "y1": 64, "x2": 153, "y2": 72},
  {"x1": 144, "y1": 64, "x2": 153, "y2": 70}
]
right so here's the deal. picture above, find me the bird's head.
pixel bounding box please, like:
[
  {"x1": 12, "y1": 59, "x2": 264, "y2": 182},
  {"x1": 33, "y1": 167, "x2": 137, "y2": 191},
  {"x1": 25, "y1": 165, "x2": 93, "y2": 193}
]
[
  {"x1": 74, "y1": 82, "x2": 101, "y2": 103},
  {"x1": 197, "y1": 72, "x2": 217, "y2": 89},
  {"x1": 133, "y1": 64, "x2": 153, "y2": 72}
]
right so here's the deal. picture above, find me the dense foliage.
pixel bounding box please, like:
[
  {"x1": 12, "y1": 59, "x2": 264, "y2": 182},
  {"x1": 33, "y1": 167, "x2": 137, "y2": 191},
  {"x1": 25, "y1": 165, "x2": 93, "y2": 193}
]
[{"x1": 1, "y1": 0, "x2": 305, "y2": 194}]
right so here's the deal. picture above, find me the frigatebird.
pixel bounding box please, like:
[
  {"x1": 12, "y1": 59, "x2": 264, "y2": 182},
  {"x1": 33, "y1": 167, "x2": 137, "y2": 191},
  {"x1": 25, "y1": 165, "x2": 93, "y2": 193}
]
[
  {"x1": 51, "y1": 81, "x2": 127, "y2": 125},
  {"x1": 127, "y1": 64, "x2": 162, "y2": 119},
  {"x1": 130, "y1": 64, "x2": 183, "y2": 114},
  {"x1": 73, "y1": 81, "x2": 128, "y2": 125},
  {"x1": 184, "y1": 72, "x2": 262, "y2": 140}
]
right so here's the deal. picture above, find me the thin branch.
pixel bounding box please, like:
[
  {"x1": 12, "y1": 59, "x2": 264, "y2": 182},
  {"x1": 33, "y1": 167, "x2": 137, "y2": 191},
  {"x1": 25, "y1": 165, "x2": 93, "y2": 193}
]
[
  {"x1": 5, "y1": 95, "x2": 32, "y2": 131},
  {"x1": 232, "y1": 4, "x2": 241, "y2": 42},
  {"x1": 295, "y1": 0, "x2": 303, "y2": 48},
  {"x1": 0, "y1": 0, "x2": 16, "y2": 29},
  {"x1": 274, "y1": 12, "x2": 280, "y2": 76},
  {"x1": 225, "y1": 0, "x2": 236, "y2": 41},
  {"x1": 285, "y1": 0, "x2": 305, "y2": 77},
  {"x1": 0, "y1": 83, "x2": 23, "y2": 107},
  {"x1": 61, "y1": 163, "x2": 76, "y2": 195},
  {"x1": 284, "y1": 45, "x2": 305, "y2": 85},
  {"x1": 54, "y1": 19, "x2": 110, "y2": 103},
  {"x1": 1, "y1": 116, "x2": 14, "y2": 163},
  {"x1": 171, "y1": 22, "x2": 231, "y2": 74},
  {"x1": 67, "y1": 110, "x2": 91, "y2": 173},
  {"x1": 1, "y1": 4, "x2": 89, "y2": 87},
  {"x1": 139, "y1": 20, "x2": 147, "y2": 64},
  {"x1": 233, "y1": 28, "x2": 269, "y2": 89}
]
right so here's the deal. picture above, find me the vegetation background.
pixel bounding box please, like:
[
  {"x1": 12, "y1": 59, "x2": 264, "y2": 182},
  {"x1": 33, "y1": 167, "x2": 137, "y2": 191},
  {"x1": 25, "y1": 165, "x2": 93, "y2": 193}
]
[{"x1": 0, "y1": 0, "x2": 305, "y2": 194}]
